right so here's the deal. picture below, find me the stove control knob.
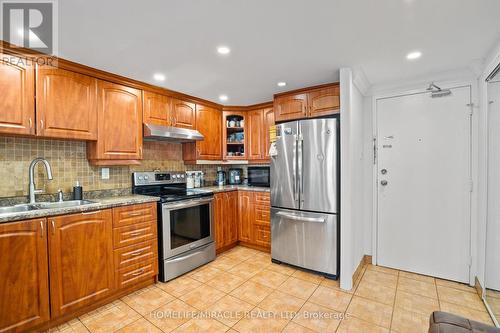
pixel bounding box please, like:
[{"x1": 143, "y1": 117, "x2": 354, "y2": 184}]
[
  {"x1": 138, "y1": 176, "x2": 144, "y2": 180},
  {"x1": 180, "y1": 174, "x2": 185, "y2": 179},
  {"x1": 172, "y1": 175, "x2": 177, "y2": 179},
  {"x1": 144, "y1": 175, "x2": 149, "y2": 180}
]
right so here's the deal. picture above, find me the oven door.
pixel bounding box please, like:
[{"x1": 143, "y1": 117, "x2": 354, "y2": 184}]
[{"x1": 161, "y1": 197, "x2": 214, "y2": 259}]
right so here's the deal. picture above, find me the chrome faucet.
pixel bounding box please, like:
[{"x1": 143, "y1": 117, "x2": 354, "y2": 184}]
[{"x1": 29, "y1": 158, "x2": 53, "y2": 204}]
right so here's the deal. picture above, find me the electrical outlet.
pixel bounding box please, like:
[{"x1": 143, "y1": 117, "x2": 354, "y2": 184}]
[{"x1": 101, "y1": 168, "x2": 110, "y2": 180}]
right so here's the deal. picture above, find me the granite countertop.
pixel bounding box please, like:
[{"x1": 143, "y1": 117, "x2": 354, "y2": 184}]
[
  {"x1": 201, "y1": 185, "x2": 271, "y2": 193},
  {"x1": 0, "y1": 195, "x2": 159, "y2": 224}
]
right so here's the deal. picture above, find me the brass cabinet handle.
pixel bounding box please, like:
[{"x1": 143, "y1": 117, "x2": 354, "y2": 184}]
[
  {"x1": 39, "y1": 220, "x2": 44, "y2": 238},
  {"x1": 129, "y1": 231, "x2": 143, "y2": 237},
  {"x1": 130, "y1": 250, "x2": 144, "y2": 257},
  {"x1": 127, "y1": 212, "x2": 143, "y2": 217},
  {"x1": 82, "y1": 210, "x2": 101, "y2": 215},
  {"x1": 40, "y1": 119, "x2": 44, "y2": 129},
  {"x1": 131, "y1": 269, "x2": 145, "y2": 276},
  {"x1": 51, "y1": 220, "x2": 55, "y2": 234}
]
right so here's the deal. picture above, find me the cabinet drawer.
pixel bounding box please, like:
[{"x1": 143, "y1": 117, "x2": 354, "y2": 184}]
[
  {"x1": 116, "y1": 258, "x2": 158, "y2": 289},
  {"x1": 114, "y1": 239, "x2": 158, "y2": 269},
  {"x1": 254, "y1": 192, "x2": 270, "y2": 205},
  {"x1": 113, "y1": 221, "x2": 157, "y2": 248},
  {"x1": 113, "y1": 203, "x2": 157, "y2": 228},
  {"x1": 254, "y1": 225, "x2": 271, "y2": 246},
  {"x1": 255, "y1": 205, "x2": 270, "y2": 224}
]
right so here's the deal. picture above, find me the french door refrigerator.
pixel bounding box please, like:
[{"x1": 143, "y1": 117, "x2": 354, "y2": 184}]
[{"x1": 271, "y1": 117, "x2": 339, "y2": 279}]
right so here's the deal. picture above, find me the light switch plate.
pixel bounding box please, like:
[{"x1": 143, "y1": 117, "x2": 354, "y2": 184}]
[{"x1": 101, "y1": 168, "x2": 110, "y2": 180}]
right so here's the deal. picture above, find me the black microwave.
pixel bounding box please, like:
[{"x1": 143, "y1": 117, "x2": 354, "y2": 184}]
[{"x1": 247, "y1": 166, "x2": 270, "y2": 187}]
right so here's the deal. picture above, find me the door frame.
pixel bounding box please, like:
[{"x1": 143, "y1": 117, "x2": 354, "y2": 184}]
[{"x1": 371, "y1": 79, "x2": 478, "y2": 285}]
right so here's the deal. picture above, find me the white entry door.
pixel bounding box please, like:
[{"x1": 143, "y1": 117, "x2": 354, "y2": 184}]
[{"x1": 376, "y1": 86, "x2": 471, "y2": 283}]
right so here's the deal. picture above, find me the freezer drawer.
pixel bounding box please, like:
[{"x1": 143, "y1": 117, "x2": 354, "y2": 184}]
[{"x1": 271, "y1": 208, "x2": 338, "y2": 277}]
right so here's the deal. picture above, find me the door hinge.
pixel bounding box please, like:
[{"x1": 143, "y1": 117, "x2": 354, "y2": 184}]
[
  {"x1": 373, "y1": 137, "x2": 377, "y2": 165},
  {"x1": 466, "y1": 103, "x2": 474, "y2": 116},
  {"x1": 469, "y1": 179, "x2": 474, "y2": 192}
]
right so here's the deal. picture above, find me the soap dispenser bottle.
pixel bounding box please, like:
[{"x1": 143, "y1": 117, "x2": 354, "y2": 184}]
[{"x1": 73, "y1": 181, "x2": 83, "y2": 200}]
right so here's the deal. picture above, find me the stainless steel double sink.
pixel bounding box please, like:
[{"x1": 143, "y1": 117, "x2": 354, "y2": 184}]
[{"x1": 0, "y1": 200, "x2": 96, "y2": 216}]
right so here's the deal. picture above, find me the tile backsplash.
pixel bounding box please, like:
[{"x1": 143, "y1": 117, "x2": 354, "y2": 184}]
[{"x1": 0, "y1": 136, "x2": 253, "y2": 199}]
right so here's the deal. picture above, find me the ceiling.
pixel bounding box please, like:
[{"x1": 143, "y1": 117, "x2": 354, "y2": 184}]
[{"x1": 58, "y1": 0, "x2": 500, "y2": 105}]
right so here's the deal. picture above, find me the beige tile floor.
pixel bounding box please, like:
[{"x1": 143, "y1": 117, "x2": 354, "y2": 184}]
[{"x1": 47, "y1": 246, "x2": 494, "y2": 333}]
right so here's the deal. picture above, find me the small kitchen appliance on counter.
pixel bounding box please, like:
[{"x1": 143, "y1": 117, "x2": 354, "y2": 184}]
[
  {"x1": 216, "y1": 168, "x2": 226, "y2": 186},
  {"x1": 247, "y1": 166, "x2": 270, "y2": 187},
  {"x1": 228, "y1": 168, "x2": 243, "y2": 185}
]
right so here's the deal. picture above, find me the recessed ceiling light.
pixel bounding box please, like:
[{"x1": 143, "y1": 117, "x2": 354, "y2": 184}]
[
  {"x1": 219, "y1": 94, "x2": 228, "y2": 102},
  {"x1": 217, "y1": 46, "x2": 231, "y2": 55},
  {"x1": 277, "y1": 82, "x2": 287, "y2": 87},
  {"x1": 406, "y1": 51, "x2": 422, "y2": 60},
  {"x1": 153, "y1": 73, "x2": 166, "y2": 81}
]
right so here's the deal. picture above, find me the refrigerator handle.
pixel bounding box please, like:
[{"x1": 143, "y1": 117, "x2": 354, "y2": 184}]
[
  {"x1": 293, "y1": 134, "x2": 298, "y2": 202},
  {"x1": 298, "y1": 132, "x2": 304, "y2": 204}
]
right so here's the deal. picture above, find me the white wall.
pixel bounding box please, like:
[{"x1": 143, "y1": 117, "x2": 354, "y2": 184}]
[{"x1": 340, "y1": 68, "x2": 367, "y2": 290}]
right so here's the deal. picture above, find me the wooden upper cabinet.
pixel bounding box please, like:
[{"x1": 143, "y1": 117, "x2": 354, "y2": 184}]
[
  {"x1": 263, "y1": 108, "x2": 275, "y2": 160},
  {"x1": 273, "y1": 83, "x2": 340, "y2": 122},
  {"x1": 0, "y1": 218, "x2": 49, "y2": 333},
  {"x1": 273, "y1": 93, "x2": 308, "y2": 122},
  {"x1": 247, "y1": 109, "x2": 265, "y2": 160},
  {"x1": 48, "y1": 210, "x2": 115, "y2": 317},
  {"x1": 0, "y1": 53, "x2": 35, "y2": 136},
  {"x1": 308, "y1": 85, "x2": 340, "y2": 117},
  {"x1": 194, "y1": 105, "x2": 222, "y2": 160},
  {"x1": 36, "y1": 66, "x2": 98, "y2": 140},
  {"x1": 171, "y1": 99, "x2": 196, "y2": 129},
  {"x1": 87, "y1": 80, "x2": 143, "y2": 164},
  {"x1": 143, "y1": 91, "x2": 172, "y2": 127}
]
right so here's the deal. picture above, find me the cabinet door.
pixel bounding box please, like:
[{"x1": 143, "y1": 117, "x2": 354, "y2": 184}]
[
  {"x1": 143, "y1": 91, "x2": 172, "y2": 127},
  {"x1": 308, "y1": 85, "x2": 340, "y2": 117},
  {"x1": 263, "y1": 108, "x2": 275, "y2": 160},
  {"x1": 225, "y1": 191, "x2": 239, "y2": 245},
  {"x1": 89, "y1": 81, "x2": 143, "y2": 161},
  {"x1": 171, "y1": 99, "x2": 196, "y2": 129},
  {"x1": 196, "y1": 105, "x2": 222, "y2": 160},
  {"x1": 0, "y1": 53, "x2": 35, "y2": 136},
  {"x1": 247, "y1": 110, "x2": 264, "y2": 160},
  {"x1": 48, "y1": 210, "x2": 115, "y2": 317},
  {"x1": 214, "y1": 193, "x2": 225, "y2": 250},
  {"x1": 36, "y1": 66, "x2": 98, "y2": 140},
  {"x1": 238, "y1": 191, "x2": 254, "y2": 243},
  {"x1": 273, "y1": 93, "x2": 308, "y2": 122},
  {"x1": 0, "y1": 219, "x2": 49, "y2": 333}
]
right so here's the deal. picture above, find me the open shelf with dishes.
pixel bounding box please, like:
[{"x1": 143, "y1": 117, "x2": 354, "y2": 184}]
[{"x1": 223, "y1": 112, "x2": 246, "y2": 160}]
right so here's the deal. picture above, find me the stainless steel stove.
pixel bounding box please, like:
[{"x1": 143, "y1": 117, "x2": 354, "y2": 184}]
[{"x1": 132, "y1": 171, "x2": 215, "y2": 282}]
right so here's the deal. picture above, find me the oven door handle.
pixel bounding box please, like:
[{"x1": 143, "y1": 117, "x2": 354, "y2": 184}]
[
  {"x1": 168, "y1": 248, "x2": 206, "y2": 263},
  {"x1": 162, "y1": 197, "x2": 213, "y2": 210}
]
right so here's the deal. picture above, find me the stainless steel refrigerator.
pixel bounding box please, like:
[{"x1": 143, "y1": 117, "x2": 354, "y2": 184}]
[{"x1": 271, "y1": 117, "x2": 339, "y2": 279}]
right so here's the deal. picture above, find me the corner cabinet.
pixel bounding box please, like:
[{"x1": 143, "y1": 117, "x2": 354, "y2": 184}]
[
  {"x1": 222, "y1": 111, "x2": 247, "y2": 160},
  {"x1": 48, "y1": 210, "x2": 115, "y2": 317},
  {"x1": 36, "y1": 66, "x2": 98, "y2": 140},
  {"x1": 87, "y1": 81, "x2": 143, "y2": 165},
  {"x1": 263, "y1": 108, "x2": 275, "y2": 160},
  {"x1": 273, "y1": 83, "x2": 340, "y2": 122},
  {"x1": 247, "y1": 107, "x2": 274, "y2": 163},
  {"x1": 183, "y1": 105, "x2": 222, "y2": 162},
  {"x1": 0, "y1": 218, "x2": 50, "y2": 333},
  {"x1": 0, "y1": 52, "x2": 35, "y2": 136}
]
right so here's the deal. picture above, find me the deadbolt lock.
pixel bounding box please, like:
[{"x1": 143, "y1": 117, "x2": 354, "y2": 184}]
[
  {"x1": 381, "y1": 180, "x2": 388, "y2": 186},
  {"x1": 381, "y1": 169, "x2": 387, "y2": 175}
]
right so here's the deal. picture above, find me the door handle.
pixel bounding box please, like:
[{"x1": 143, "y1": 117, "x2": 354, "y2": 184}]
[
  {"x1": 276, "y1": 211, "x2": 325, "y2": 223},
  {"x1": 380, "y1": 180, "x2": 388, "y2": 186},
  {"x1": 293, "y1": 135, "x2": 297, "y2": 202}
]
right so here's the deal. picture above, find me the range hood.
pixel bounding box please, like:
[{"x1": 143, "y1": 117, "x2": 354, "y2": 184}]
[{"x1": 143, "y1": 123, "x2": 204, "y2": 142}]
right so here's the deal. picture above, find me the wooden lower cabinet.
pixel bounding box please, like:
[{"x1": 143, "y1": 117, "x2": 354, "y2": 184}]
[
  {"x1": 238, "y1": 191, "x2": 254, "y2": 243},
  {"x1": 48, "y1": 210, "x2": 115, "y2": 317},
  {"x1": 0, "y1": 218, "x2": 49, "y2": 333},
  {"x1": 214, "y1": 191, "x2": 238, "y2": 251}
]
